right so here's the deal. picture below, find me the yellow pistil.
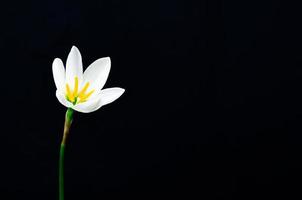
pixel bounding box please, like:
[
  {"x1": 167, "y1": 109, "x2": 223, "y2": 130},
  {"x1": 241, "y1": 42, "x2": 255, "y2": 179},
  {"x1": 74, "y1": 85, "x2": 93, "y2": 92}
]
[
  {"x1": 65, "y1": 77, "x2": 95, "y2": 104},
  {"x1": 73, "y1": 77, "x2": 79, "y2": 98}
]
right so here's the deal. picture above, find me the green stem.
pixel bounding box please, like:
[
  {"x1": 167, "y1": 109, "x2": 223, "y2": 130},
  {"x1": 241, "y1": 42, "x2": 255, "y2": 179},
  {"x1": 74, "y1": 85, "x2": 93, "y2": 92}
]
[
  {"x1": 59, "y1": 144, "x2": 65, "y2": 200},
  {"x1": 59, "y1": 108, "x2": 74, "y2": 200}
]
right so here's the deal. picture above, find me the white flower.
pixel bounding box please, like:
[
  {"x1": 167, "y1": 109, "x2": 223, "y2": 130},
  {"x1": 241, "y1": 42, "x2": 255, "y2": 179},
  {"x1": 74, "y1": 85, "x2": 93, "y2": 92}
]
[{"x1": 52, "y1": 46, "x2": 125, "y2": 113}]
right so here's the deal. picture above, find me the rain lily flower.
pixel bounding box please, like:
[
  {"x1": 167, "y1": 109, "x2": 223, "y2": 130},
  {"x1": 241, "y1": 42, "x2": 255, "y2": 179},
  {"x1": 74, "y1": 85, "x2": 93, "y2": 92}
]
[
  {"x1": 52, "y1": 46, "x2": 125, "y2": 200},
  {"x1": 52, "y1": 46, "x2": 125, "y2": 113}
]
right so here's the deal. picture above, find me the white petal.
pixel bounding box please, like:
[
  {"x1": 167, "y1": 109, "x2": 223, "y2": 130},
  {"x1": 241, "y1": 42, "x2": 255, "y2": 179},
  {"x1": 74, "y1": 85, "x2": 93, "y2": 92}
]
[
  {"x1": 99, "y1": 87, "x2": 125, "y2": 106},
  {"x1": 56, "y1": 90, "x2": 73, "y2": 108},
  {"x1": 52, "y1": 58, "x2": 65, "y2": 92},
  {"x1": 73, "y1": 94, "x2": 103, "y2": 113},
  {"x1": 66, "y1": 46, "x2": 83, "y2": 88},
  {"x1": 83, "y1": 57, "x2": 111, "y2": 92}
]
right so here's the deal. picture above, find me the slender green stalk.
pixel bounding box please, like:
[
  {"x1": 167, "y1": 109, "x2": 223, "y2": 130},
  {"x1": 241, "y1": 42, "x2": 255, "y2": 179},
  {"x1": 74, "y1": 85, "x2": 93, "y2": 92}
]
[
  {"x1": 59, "y1": 108, "x2": 74, "y2": 200},
  {"x1": 59, "y1": 144, "x2": 65, "y2": 200}
]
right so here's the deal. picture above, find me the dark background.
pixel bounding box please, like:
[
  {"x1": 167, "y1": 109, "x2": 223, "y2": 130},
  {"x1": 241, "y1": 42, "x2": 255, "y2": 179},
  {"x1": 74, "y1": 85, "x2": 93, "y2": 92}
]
[{"x1": 0, "y1": 0, "x2": 301, "y2": 199}]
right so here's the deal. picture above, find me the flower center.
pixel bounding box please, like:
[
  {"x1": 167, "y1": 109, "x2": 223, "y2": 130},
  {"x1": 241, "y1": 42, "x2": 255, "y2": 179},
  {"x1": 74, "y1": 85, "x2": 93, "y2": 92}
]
[{"x1": 65, "y1": 77, "x2": 95, "y2": 105}]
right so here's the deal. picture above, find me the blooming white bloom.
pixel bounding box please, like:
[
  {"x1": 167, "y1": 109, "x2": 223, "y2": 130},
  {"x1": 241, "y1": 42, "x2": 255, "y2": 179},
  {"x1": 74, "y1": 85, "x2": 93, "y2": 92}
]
[{"x1": 52, "y1": 46, "x2": 125, "y2": 113}]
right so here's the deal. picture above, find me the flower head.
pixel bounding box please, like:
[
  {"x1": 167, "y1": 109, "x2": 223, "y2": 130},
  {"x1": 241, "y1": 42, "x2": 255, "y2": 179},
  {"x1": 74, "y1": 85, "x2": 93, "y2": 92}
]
[{"x1": 52, "y1": 46, "x2": 125, "y2": 113}]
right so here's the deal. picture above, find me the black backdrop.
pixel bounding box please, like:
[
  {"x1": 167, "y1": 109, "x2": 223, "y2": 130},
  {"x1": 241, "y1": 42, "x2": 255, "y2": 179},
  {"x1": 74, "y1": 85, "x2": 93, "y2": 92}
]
[{"x1": 0, "y1": 0, "x2": 301, "y2": 199}]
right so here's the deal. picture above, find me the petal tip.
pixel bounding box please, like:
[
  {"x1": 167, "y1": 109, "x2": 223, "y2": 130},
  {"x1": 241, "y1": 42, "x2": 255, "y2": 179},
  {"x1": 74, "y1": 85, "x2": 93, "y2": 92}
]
[
  {"x1": 70, "y1": 46, "x2": 81, "y2": 55},
  {"x1": 52, "y1": 58, "x2": 62, "y2": 64},
  {"x1": 115, "y1": 88, "x2": 125, "y2": 100},
  {"x1": 98, "y1": 87, "x2": 126, "y2": 106},
  {"x1": 71, "y1": 45, "x2": 78, "y2": 49},
  {"x1": 103, "y1": 57, "x2": 111, "y2": 64},
  {"x1": 120, "y1": 88, "x2": 125, "y2": 94}
]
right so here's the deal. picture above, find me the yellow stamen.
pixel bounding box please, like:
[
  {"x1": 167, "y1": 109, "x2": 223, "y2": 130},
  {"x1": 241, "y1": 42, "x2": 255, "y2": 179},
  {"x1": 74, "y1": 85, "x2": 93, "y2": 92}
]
[
  {"x1": 78, "y1": 82, "x2": 90, "y2": 99},
  {"x1": 66, "y1": 84, "x2": 74, "y2": 102},
  {"x1": 73, "y1": 77, "x2": 79, "y2": 98},
  {"x1": 78, "y1": 89, "x2": 95, "y2": 103},
  {"x1": 65, "y1": 77, "x2": 95, "y2": 104}
]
